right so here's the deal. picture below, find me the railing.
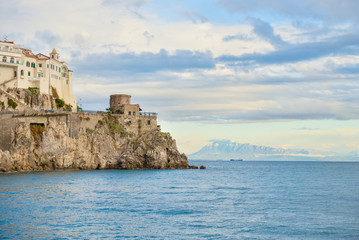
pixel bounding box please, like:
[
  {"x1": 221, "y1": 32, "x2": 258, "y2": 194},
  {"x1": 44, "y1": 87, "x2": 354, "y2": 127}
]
[{"x1": 140, "y1": 112, "x2": 158, "y2": 116}]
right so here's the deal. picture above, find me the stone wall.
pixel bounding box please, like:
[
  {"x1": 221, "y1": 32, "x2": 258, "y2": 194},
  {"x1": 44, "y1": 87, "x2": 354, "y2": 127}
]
[
  {"x1": 0, "y1": 111, "x2": 192, "y2": 172},
  {"x1": 0, "y1": 111, "x2": 161, "y2": 152},
  {"x1": 0, "y1": 113, "x2": 17, "y2": 151}
]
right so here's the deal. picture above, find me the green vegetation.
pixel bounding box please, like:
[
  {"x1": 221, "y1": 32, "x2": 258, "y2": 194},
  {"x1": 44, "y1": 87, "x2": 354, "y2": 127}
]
[
  {"x1": 115, "y1": 109, "x2": 124, "y2": 114},
  {"x1": 55, "y1": 98, "x2": 65, "y2": 109},
  {"x1": 0, "y1": 101, "x2": 4, "y2": 110},
  {"x1": 30, "y1": 124, "x2": 46, "y2": 148},
  {"x1": 105, "y1": 115, "x2": 131, "y2": 137},
  {"x1": 51, "y1": 86, "x2": 59, "y2": 99},
  {"x1": 64, "y1": 104, "x2": 72, "y2": 111},
  {"x1": 77, "y1": 105, "x2": 83, "y2": 112},
  {"x1": 7, "y1": 98, "x2": 17, "y2": 109},
  {"x1": 28, "y1": 87, "x2": 39, "y2": 95},
  {"x1": 106, "y1": 107, "x2": 114, "y2": 114},
  {"x1": 98, "y1": 120, "x2": 104, "y2": 126}
]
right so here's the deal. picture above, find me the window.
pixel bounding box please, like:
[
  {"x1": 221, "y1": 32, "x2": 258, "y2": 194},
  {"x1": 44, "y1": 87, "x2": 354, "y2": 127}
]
[
  {"x1": 38, "y1": 73, "x2": 41, "y2": 77},
  {"x1": 39, "y1": 64, "x2": 42, "y2": 68},
  {"x1": 16, "y1": 60, "x2": 19, "y2": 64},
  {"x1": 147, "y1": 120, "x2": 151, "y2": 125},
  {"x1": 128, "y1": 111, "x2": 131, "y2": 115},
  {"x1": 14, "y1": 71, "x2": 17, "y2": 77},
  {"x1": 2, "y1": 56, "x2": 6, "y2": 62},
  {"x1": 10, "y1": 57, "x2": 14, "y2": 63},
  {"x1": 133, "y1": 111, "x2": 136, "y2": 116},
  {"x1": 31, "y1": 63, "x2": 35, "y2": 68},
  {"x1": 21, "y1": 70, "x2": 24, "y2": 76},
  {"x1": 28, "y1": 71, "x2": 30, "y2": 76},
  {"x1": 26, "y1": 61, "x2": 30, "y2": 67},
  {"x1": 47, "y1": 64, "x2": 49, "y2": 68},
  {"x1": 56, "y1": 66, "x2": 57, "y2": 71}
]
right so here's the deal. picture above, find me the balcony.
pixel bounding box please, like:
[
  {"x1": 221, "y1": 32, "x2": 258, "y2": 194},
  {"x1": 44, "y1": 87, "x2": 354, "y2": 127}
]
[{"x1": 140, "y1": 112, "x2": 158, "y2": 116}]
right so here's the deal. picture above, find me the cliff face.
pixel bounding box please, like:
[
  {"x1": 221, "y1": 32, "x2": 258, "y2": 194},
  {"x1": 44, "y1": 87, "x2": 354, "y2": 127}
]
[
  {"x1": 0, "y1": 115, "x2": 192, "y2": 172},
  {"x1": 0, "y1": 88, "x2": 54, "y2": 112}
]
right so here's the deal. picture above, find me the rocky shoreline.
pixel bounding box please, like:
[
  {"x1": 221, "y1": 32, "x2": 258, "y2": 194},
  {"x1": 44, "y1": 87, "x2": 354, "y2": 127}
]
[{"x1": 0, "y1": 114, "x2": 198, "y2": 172}]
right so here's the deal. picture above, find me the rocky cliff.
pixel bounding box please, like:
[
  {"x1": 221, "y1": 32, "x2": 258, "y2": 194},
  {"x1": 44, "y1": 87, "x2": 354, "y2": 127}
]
[
  {"x1": 0, "y1": 115, "x2": 194, "y2": 172},
  {"x1": 0, "y1": 87, "x2": 54, "y2": 112}
]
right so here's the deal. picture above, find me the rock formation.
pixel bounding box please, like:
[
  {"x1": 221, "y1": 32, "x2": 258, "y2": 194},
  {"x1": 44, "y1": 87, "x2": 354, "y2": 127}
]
[{"x1": 0, "y1": 114, "x2": 194, "y2": 172}]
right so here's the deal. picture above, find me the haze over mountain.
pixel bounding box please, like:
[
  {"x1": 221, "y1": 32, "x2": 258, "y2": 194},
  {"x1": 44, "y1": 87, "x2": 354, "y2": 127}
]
[{"x1": 189, "y1": 140, "x2": 359, "y2": 161}]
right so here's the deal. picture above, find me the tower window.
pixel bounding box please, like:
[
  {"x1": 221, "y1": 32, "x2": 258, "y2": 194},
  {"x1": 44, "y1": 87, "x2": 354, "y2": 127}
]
[
  {"x1": 2, "y1": 56, "x2": 6, "y2": 62},
  {"x1": 128, "y1": 111, "x2": 131, "y2": 115},
  {"x1": 147, "y1": 120, "x2": 151, "y2": 125}
]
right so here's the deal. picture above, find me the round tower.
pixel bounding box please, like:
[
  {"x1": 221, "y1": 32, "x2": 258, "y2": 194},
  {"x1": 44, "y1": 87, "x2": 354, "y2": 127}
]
[{"x1": 110, "y1": 94, "x2": 131, "y2": 111}]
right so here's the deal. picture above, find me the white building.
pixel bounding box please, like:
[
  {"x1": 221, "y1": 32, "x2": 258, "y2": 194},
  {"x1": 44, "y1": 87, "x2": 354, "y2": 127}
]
[{"x1": 0, "y1": 40, "x2": 76, "y2": 110}]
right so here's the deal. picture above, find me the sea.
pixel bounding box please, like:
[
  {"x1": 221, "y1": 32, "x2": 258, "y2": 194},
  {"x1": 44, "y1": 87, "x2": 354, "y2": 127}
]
[{"x1": 0, "y1": 160, "x2": 359, "y2": 239}]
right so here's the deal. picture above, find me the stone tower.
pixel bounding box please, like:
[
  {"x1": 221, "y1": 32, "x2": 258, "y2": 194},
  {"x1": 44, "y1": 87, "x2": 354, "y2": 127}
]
[{"x1": 50, "y1": 48, "x2": 59, "y2": 61}]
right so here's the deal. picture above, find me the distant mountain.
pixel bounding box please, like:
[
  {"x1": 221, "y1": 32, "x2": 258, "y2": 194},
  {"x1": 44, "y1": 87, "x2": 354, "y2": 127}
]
[{"x1": 188, "y1": 139, "x2": 348, "y2": 161}]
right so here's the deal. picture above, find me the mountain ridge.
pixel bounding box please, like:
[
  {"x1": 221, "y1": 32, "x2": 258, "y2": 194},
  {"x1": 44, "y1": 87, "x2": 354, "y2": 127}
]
[{"x1": 189, "y1": 139, "x2": 358, "y2": 161}]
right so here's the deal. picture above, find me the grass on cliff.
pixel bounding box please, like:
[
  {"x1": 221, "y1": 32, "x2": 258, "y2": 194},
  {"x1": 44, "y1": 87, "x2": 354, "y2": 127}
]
[
  {"x1": 30, "y1": 124, "x2": 46, "y2": 148},
  {"x1": 104, "y1": 115, "x2": 132, "y2": 137},
  {"x1": 7, "y1": 98, "x2": 17, "y2": 109}
]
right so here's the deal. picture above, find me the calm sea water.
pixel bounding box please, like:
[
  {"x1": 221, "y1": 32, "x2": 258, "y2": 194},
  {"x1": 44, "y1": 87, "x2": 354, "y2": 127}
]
[{"x1": 0, "y1": 161, "x2": 359, "y2": 239}]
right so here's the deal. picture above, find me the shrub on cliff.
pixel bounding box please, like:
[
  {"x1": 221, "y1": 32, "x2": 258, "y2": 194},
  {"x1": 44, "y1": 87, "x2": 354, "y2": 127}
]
[
  {"x1": 7, "y1": 98, "x2": 17, "y2": 109},
  {"x1": 104, "y1": 115, "x2": 131, "y2": 137},
  {"x1": 30, "y1": 124, "x2": 45, "y2": 148},
  {"x1": 55, "y1": 98, "x2": 65, "y2": 109}
]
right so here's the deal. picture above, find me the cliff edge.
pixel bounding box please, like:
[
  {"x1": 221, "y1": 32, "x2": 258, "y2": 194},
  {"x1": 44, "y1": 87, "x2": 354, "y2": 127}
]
[{"x1": 0, "y1": 113, "x2": 193, "y2": 172}]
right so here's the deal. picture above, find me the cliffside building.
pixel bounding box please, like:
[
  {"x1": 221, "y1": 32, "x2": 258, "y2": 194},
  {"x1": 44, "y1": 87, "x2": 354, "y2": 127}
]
[
  {"x1": 0, "y1": 40, "x2": 76, "y2": 109},
  {"x1": 110, "y1": 94, "x2": 159, "y2": 131}
]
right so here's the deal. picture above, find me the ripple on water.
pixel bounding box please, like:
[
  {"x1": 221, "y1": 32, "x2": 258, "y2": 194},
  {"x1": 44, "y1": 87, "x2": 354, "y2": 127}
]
[{"x1": 0, "y1": 161, "x2": 359, "y2": 239}]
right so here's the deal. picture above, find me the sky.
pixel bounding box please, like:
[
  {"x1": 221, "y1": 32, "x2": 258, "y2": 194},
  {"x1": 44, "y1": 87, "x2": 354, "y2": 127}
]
[{"x1": 1, "y1": 0, "x2": 359, "y2": 155}]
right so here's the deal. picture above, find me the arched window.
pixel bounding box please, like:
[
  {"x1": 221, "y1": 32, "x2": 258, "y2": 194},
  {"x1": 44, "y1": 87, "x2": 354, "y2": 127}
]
[
  {"x1": 2, "y1": 56, "x2": 6, "y2": 62},
  {"x1": 26, "y1": 61, "x2": 30, "y2": 67},
  {"x1": 21, "y1": 70, "x2": 24, "y2": 76},
  {"x1": 10, "y1": 57, "x2": 14, "y2": 63},
  {"x1": 31, "y1": 62, "x2": 35, "y2": 68}
]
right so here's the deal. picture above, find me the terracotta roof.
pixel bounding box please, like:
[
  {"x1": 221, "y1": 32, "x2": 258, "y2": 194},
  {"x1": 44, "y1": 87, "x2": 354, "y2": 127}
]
[
  {"x1": 21, "y1": 48, "x2": 37, "y2": 59},
  {"x1": 0, "y1": 40, "x2": 15, "y2": 44},
  {"x1": 36, "y1": 53, "x2": 49, "y2": 60}
]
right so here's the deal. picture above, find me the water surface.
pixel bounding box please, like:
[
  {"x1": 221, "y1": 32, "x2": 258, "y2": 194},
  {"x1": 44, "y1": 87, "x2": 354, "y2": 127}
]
[{"x1": 1, "y1": 161, "x2": 359, "y2": 239}]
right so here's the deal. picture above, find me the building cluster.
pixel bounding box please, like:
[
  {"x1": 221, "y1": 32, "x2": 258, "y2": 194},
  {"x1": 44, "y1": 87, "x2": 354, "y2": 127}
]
[
  {"x1": 0, "y1": 40, "x2": 76, "y2": 109},
  {"x1": 0, "y1": 40, "x2": 160, "y2": 139}
]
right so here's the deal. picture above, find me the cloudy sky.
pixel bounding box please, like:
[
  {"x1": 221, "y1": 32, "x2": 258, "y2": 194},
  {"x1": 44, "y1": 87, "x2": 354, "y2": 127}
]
[{"x1": 2, "y1": 0, "x2": 359, "y2": 155}]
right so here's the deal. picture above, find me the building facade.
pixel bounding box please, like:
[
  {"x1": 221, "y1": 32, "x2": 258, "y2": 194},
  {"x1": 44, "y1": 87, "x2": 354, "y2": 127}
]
[
  {"x1": 110, "y1": 94, "x2": 159, "y2": 132},
  {"x1": 0, "y1": 40, "x2": 76, "y2": 110}
]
